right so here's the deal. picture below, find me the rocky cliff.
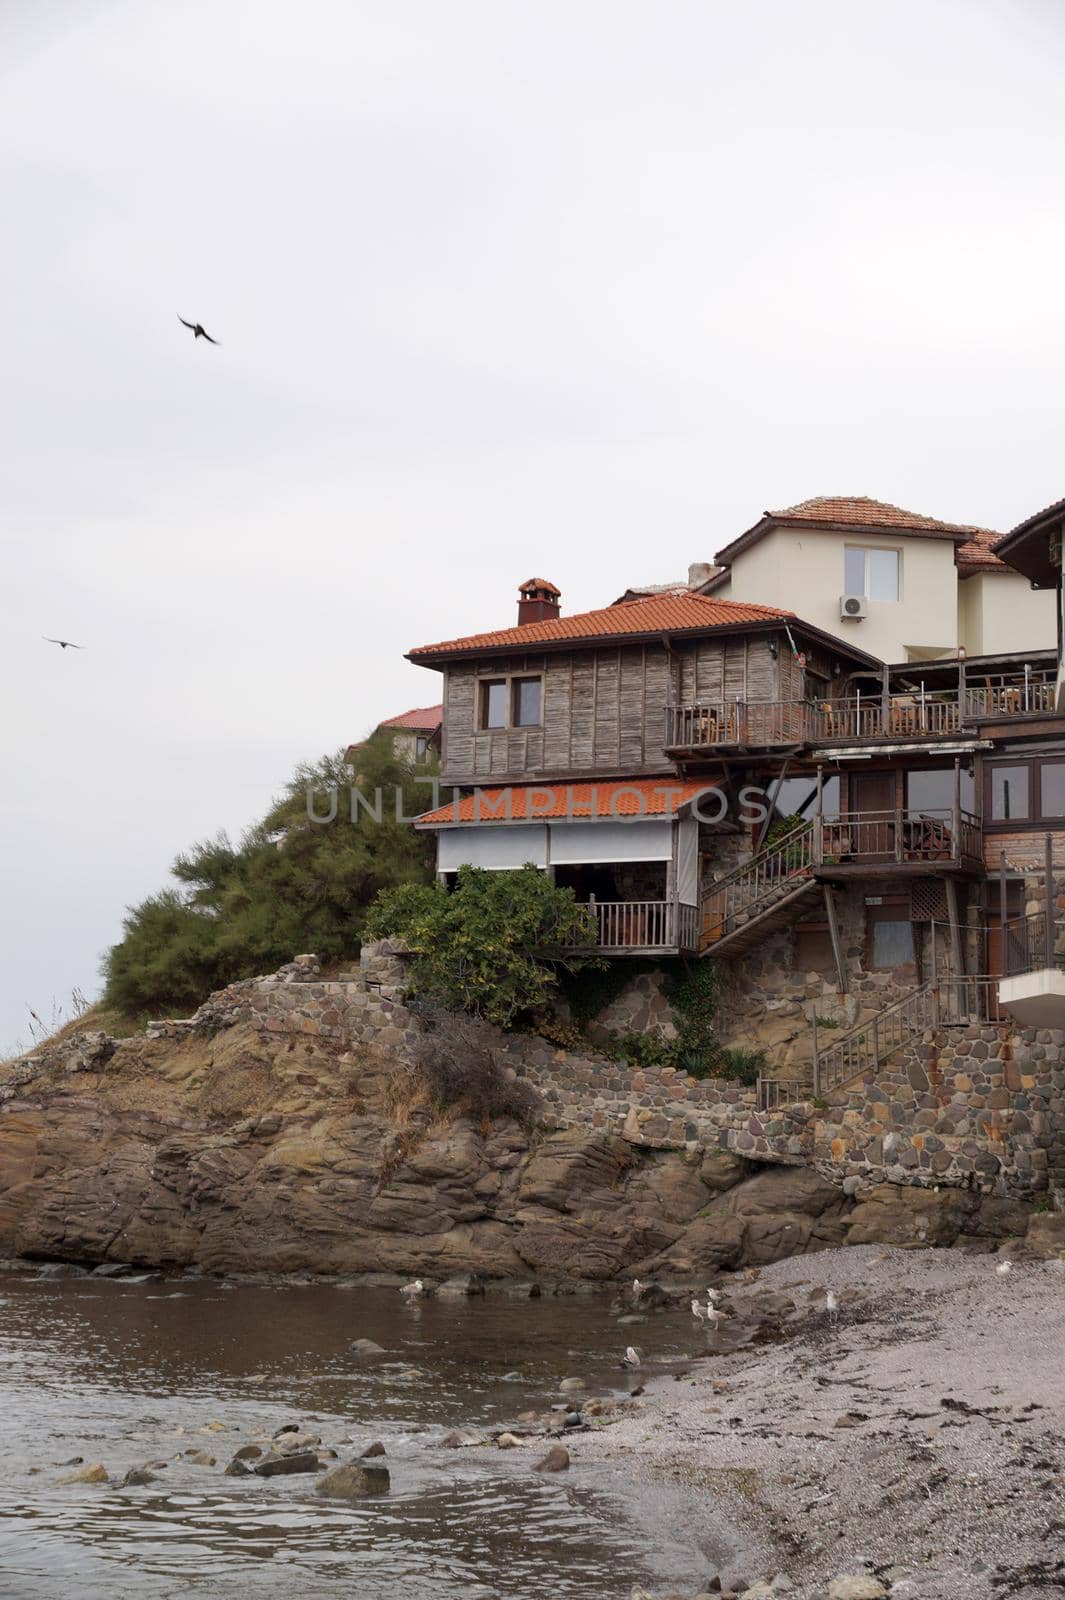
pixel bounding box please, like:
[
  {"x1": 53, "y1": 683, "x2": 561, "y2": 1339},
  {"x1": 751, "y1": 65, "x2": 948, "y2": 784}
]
[{"x1": 0, "y1": 1002, "x2": 1055, "y2": 1279}]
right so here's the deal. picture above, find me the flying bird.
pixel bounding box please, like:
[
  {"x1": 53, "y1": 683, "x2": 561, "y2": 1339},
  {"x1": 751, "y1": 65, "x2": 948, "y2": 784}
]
[
  {"x1": 43, "y1": 637, "x2": 85, "y2": 650},
  {"x1": 178, "y1": 316, "x2": 220, "y2": 344}
]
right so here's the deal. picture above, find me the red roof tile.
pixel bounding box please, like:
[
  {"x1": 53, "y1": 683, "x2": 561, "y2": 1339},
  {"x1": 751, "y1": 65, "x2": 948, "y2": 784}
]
[
  {"x1": 955, "y1": 527, "x2": 1007, "y2": 574},
  {"x1": 417, "y1": 778, "x2": 710, "y2": 827},
  {"x1": 377, "y1": 704, "x2": 443, "y2": 731},
  {"x1": 408, "y1": 592, "x2": 793, "y2": 660},
  {"x1": 767, "y1": 496, "x2": 989, "y2": 537}
]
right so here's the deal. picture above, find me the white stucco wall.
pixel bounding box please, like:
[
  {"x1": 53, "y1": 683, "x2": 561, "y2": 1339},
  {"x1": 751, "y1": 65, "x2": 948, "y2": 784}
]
[
  {"x1": 719, "y1": 528, "x2": 958, "y2": 662},
  {"x1": 957, "y1": 572, "x2": 1056, "y2": 657}
]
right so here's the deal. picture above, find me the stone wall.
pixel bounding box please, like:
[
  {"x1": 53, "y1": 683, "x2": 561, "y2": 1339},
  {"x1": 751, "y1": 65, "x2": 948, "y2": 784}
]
[
  {"x1": 142, "y1": 946, "x2": 1065, "y2": 1201},
  {"x1": 811, "y1": 1021, "x2": 1065, "y2": 1199}
]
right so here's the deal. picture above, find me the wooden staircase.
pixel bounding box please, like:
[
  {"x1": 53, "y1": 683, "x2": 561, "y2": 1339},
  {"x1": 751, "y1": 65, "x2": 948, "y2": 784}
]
[{"x1": 700, "y1": 819, "x2": 821, "y2": 957}]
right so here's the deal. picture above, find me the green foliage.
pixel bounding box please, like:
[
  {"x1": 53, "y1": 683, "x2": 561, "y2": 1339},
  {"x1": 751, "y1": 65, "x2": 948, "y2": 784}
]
[
  {"x1": 600, "y1": 1029, "x2": 680, "y2": 1069},
  {"x1": 661, "y1": 959, "x2": 722, "y2": 1077},
  {"x1": 103, "y1": 737, "x2": 436, "y2": 1017},
  {"x1": 558, "y1": 959, "x2": 645, "y2": 1027},
  {"x1": 714, "y1": 1045, "x2": 766, "y2": 1085},
  {"x1": 364, "y1": 864, "x2": 602, "y2": 1028}
]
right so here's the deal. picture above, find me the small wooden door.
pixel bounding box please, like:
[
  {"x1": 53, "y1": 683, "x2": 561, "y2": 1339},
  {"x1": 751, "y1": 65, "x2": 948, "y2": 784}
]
[{"x1": 851, "y1": 772, "x2": 896, "y2": 859}]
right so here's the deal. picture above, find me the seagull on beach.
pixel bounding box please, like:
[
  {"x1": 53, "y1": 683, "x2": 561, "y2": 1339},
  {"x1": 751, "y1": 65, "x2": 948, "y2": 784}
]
[
  {"x1": 43, "y1": 637, "x2": 85, "y2": 650},
  {"x1": 691, "y1": 1299, "x2": 724, "y2": 1329},
  {"x1": 400, "y1": 1279, "x2": 425, "y2": 1299},
  {"x1": 622, "y1": 1346, "x2": 641, "y2": 1369},
  {"x1": 631, "y1": 1278, "x2": 643, "y2": 1299},
  {"x1": 826, "y1": 1290, "x2": 839, "y2": 1326},
  {"x1": 996, "y1": 1260, "x2": 1012, "y2": 1276},
  {"x1": 178, "y1": 315, "x2": 220, "y2": 344}
]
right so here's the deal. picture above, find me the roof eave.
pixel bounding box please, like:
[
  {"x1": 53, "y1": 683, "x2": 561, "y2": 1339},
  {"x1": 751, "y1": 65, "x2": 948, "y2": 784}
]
[
  {"x1": 407, "y1": 614, "x2": 881, "y2": 671},
  {"x1": 714, "y1": 513, "x2": 973, "y2": 568}
]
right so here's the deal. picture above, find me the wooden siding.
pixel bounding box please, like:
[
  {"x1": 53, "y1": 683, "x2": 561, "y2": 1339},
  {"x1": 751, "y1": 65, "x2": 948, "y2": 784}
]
[{"x1": 440, "y1": 635, "x2": 784, "y2": 783}]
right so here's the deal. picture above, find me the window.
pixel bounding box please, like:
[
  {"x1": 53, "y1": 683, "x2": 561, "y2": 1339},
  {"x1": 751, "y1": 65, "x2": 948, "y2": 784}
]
[
  {"x1": 844, "y1": 546, "x2": 900, "y2": 602},
  {"x1": 766, "y1": 774, "x2": 840, "y2": 824},
  {"x1": 480, "y1": 680, "x2": 507, "y2": 729},
  {"x1": 1041, "y1": 761, "x2": 1065, "y2": 817},
  {"x1": 989, "y1": 764, "x2": 1030, "y2": 822},
  {"x1": 478, "y1": 673, "x2": 543, "y2": 731},
  {"x1": 906, "y1": 767, "x2": 976, "y2": 814},
  {"x1": 867, "y1": 899, "x2": 915, "y2": 969},
  {"x1": 415, "y1": 736, "x2": 429, "y2": 764},
  {"x1": 512, "y1": 677, "x2": 542, "y2": 727},
  {"x1": 985, "y1": 757, "x2": 1065, "y2": 827}
]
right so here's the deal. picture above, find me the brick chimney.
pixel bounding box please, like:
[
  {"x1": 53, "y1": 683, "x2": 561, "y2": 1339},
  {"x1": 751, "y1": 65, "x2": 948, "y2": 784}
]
[{"x1": 517, "y1": 577, "x2": 561, "y2": 626}]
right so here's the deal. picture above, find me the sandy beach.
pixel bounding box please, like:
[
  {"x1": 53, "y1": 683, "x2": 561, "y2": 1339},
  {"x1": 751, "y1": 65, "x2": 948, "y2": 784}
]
[{"x1": 573, "y1": 1244, "x2": 1065, "y2": 1600}]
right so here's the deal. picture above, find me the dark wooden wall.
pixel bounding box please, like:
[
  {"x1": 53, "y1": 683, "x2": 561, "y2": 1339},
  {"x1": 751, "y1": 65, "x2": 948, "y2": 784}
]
[{"x1": 441, "y1": 635, "x2": 785, "y2": 782}]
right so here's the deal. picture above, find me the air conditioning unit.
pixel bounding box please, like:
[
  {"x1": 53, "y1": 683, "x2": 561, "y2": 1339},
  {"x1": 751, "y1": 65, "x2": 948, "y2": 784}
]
[{"x1": 839, "y1": 593, "x2": 867, "y2": 621}]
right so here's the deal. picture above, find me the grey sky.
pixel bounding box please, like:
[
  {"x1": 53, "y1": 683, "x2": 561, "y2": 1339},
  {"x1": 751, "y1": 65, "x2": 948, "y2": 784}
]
[{"x1": 3, "y1": 0, "x2": 1064, "y2": 1050}]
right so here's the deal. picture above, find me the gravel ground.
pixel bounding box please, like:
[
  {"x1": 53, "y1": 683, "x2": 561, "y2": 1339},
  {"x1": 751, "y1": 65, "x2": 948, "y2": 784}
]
[{"x1": 576, "y1": 1245, "x2": 1065, "y2": 1600}]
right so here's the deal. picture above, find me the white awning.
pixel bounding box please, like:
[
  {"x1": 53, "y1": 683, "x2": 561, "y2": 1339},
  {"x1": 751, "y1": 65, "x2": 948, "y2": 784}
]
[
  {"x1": 438, "y1": 824, "x2": 548, "y2": 871},
  {"x1": 549, "y1": 819, "x2": 674, "y2": 865}
]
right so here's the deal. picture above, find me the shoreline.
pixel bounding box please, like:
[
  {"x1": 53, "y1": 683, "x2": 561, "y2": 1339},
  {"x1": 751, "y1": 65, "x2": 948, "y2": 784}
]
[{"x1": 570, "y1": 1244, "x2": 1065, "y2": 1599}]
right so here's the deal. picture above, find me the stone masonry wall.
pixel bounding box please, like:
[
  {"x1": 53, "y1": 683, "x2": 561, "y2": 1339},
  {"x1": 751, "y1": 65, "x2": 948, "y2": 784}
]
[
  {"x1": 136, "y1": 945, "x2": 1065, "y2": 1200},
  {"x1": 812, "y1": 1021, "x2": 1065, "y2": 1199}
]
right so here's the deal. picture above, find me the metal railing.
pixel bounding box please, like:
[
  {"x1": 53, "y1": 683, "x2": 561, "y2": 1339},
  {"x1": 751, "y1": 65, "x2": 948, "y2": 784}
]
[
  {"x1": 701, "y1": 818, "x2": 816, "y2": 947},
  {"x1": 588, "y1": 898, "x2": 699, "y2": 952},
  {"x1": 666, "y1": 676, "x2": 1055, "y2": 750},
  {"x1": 820, "y1": 808, "x2": 982, "y2": 866}
]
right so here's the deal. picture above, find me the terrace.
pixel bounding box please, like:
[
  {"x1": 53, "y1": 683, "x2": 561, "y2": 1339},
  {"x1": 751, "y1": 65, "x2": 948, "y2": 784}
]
[{"x1": 666, "y1": 664, "x2": 1056, "y2": 755}]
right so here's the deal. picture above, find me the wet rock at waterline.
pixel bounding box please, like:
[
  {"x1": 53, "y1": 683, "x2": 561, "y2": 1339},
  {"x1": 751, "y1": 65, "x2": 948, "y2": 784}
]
[
  {"x1": 56, "y1": 1462, "x2": 108, "y2": 1485},
  {"x1": 534, "y1": 1445, "x2": 570, "y2": 1472},
  {"x1": 0, "y1": 1005, "x2": 1052, "y2": 1281},
  {"x1": 253, "y1": 1451, "x2": 320, "y2": 1477},
  {"x1": 316, "y1": 1463, "x2": 391, "y2": 1499}
]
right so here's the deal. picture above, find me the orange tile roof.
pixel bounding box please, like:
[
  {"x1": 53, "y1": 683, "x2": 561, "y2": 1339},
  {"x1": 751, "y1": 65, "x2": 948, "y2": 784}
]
[
  {"x1": 377, "y1": 704, "x2": 443, "y2": 731},
  {"x1": 417, "y1": 778, "x2": 710, "y2": 827},
  {"x1": 408, "y1": 592, "x2": 793, "y2": 660},
  {"x1": 955, "y1": 526, "x2": 1007, "y2": 574},
  {"x1": 768, "y1": 496, "x2": 989, "y2": 537}
]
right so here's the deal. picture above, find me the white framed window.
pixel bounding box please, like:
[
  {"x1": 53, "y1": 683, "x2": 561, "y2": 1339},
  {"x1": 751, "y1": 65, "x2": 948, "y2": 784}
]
[{"x1": 844, "y1": 546, "x2": 900, "y2": 602}]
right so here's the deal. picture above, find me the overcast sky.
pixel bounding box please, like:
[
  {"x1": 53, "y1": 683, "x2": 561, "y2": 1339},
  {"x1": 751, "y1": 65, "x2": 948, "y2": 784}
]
[{"x1": 3, "y1": 0, "x2": 1065, "y2": 1050}]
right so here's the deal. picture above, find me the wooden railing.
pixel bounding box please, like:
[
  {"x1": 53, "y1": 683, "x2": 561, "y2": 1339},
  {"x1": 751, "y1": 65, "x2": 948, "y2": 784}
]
[
  {"x1": 666, "y1": 677, "x2": 1055, "y2": 750},
  {"x1": 589, "y1": 899, "x2": 699, "y2": 952},
  {"x1": 701, "y1": 819, "x2": 816, "y2": 947},
  {"x1": 820, "y1": 808, "x2": 982, "y2": 866},
  {"x1": 811, "y1": 976, "x2": 1001, "y2": 1096}
]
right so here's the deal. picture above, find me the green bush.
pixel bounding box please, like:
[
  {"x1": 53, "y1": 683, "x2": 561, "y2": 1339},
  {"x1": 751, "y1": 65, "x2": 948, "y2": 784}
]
[
  {"x1": 104, "y1": 737, "x2": 436, "y2": 1017},
  {"x1": 364, "y1": 864, "x2": 602, "y2": 1028}
]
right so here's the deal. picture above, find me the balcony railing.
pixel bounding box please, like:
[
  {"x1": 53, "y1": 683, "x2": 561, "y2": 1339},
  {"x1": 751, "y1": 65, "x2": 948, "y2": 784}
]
[
  {"x1": 587, "y1": 898, "x2": 699, "y2": 952},
  {"x1": 666, "y1": 677, "x2": 1056, "y2": 751},
  {"x1": 820, "y1": 808, "x2": 982, "y2": 867}
]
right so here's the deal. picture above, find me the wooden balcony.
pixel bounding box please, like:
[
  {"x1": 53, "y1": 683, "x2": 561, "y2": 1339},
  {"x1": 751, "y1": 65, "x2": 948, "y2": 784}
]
[
  {"x1": 666, "y1": 677, "x2": 1056, "y2": 753},
  {"x1": 588, "y1": 898, "x2": 699, "y2": 954},
  {"x1": 819, "y1": 808, "x2": 983, "y2": 873}
]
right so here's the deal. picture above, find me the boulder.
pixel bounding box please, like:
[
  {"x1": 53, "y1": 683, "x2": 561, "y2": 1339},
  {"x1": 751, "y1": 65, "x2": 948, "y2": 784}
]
[
  {"x1": 533, "y1": 1445, "x2": 570, "y2": 1472},
  {"x1": 57, "y1": 1462, "x2": 108, "y2": 1484},
  {"x1": 316, "y1": 1463, "x2": 390, "y2": 1499},
  {"x1": 847, "y1": 1184, "x2": 977, "y2": 1248},
  {"x1": 1025, "y1": 1211, "x2": 1065, "y2": 1258},
  {"x1": 358, "y1": 1441, "x2": 386, "y2": 1458},
  {"x1": 253, "y1": 1451, "x2": 319, "y2": 1477},
  {"x1": 119, "y1": 1467, "x2": 157, "y2": 1487},
  {"x1": 826, "y1": 1578, "x2": 886, "y2": 1599},
  {"x1": 698, "y1": 1150, "x2": 748, "y2": 1195}
]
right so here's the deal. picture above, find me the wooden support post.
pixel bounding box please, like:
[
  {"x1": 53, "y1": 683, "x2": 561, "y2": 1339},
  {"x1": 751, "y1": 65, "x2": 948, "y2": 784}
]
[
  {"x1": 814, "y1": 765, "x2": 824, "y2": 866},
  {"x1": 958, "y1": 652, "x2": 968, "y2": 720},
  {"x1": 881, "y1": 664, "x2": 891, "y2": 735},
  {"x1": 945, "y1": 876, "x2": 965, "y2": 979},
  {"x1": 1045, "y1": 831, "x2": 1055, "y2": 968},
  {"x1": 999, "y1": 852, "x2": 1009, "y2": 975},
  {"x1": 812, "y1": 1011, "x2": 820, "y2": 1098},
  {"x1": 952, "y1": 756, "x2": 962, "y2": 861},
  {"x1": 823, "y1": 882, "x2": 847, "y2": 994}
]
